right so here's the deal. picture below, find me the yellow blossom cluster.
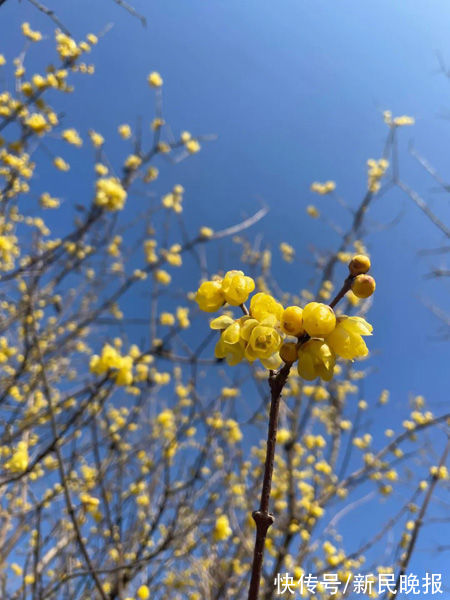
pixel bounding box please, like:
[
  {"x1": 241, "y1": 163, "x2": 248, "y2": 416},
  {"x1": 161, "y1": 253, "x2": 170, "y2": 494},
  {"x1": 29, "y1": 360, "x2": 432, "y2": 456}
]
[
  {"x1": 25, "y1": 112, "x2": 50, "y2": 135},
  {"x1": 213, "y1": 514, "x2": 232, "y2": 541},
  {"x1": 89, "y1": 343, "x2": 150, "y2": 386},
  {"x1": 196, "y1": 259, "x2": 375, "y2": 377},
  {"x1": 95, "y1": 177, "x2": 127, "y2": 211},
  {"x1": 383, "y1": 110, "x2": 415, "y2": 127},
  {"x1": 39, "y1": 192, "x2": 60, "y2": 209},
  {"x1": 4, "y1": 441, "x2": 29, "y2": 473},
  {"x1": 181, "y1": 131, "x2": 201, "y2": 154},
  {"x1": 21, "y1": 22, "x2": 42, "y2": 42},
  {"x1": 367, "y1": 158, "x2": 389, "y2": 193},
  {"x1": 55, "y1": 30, "x2": 96, "y2": 61},
  {"x1": 310, "y1": 180, "x2": 336, "y2": 194},
  {"x1": 0, "y1": 149, "x2": 35, "y2": 198},
  {"x1": 62, "y1": 128, "x2": 83, "y2": 147},
  {"x1": 0, "y1": 232, "x2": 20, "y2": 270},
  {"x1": 280, "y1": 242, "x2": 295, "y2": 262},
  {"x1": 162, "y1": 184, "x2": 184, "y2": 213},
  {"x1": 89, "y1": 129, "x2": 104, "y2": 148}
]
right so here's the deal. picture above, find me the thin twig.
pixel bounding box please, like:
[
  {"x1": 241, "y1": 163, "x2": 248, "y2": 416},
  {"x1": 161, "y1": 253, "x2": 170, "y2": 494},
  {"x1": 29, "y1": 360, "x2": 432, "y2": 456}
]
[
  {"x1": 29, "y1": 291, "x2": 108, "y2": 600},
  {"x1": 389, "y1": 437, "x2": 450, "y2": 599},
  {"x1": 25, "y1": 0, "x2": 72, "y2": 36},
  {"x1": 112, "y1": 0, "x2": 147, "y2": 26}
]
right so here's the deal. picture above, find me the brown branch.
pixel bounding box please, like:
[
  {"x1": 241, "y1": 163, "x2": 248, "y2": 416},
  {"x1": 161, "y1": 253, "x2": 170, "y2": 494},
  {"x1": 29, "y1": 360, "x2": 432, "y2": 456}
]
[{"x1": 247, "y1": 361, "x2": 292, "y2": 600}]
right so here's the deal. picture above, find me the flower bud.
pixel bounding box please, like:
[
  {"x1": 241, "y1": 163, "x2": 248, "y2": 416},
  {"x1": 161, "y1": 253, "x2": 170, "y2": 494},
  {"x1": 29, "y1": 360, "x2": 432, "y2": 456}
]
[
  {"x1": 281, "y1": 306, "x2": 304, "y2": 336},
  {"x1": 302, "y1": 302, "x2": 336, "y2": 337},
  {"x1": 279, "y1": 342, "x2": 298, "y2": 363},
  {"x1": 351, "y1": 274, "x2": 376, "y2": 298},
  {"x1": 349, "y1": 254, "x2": 371, "y2": 275}
]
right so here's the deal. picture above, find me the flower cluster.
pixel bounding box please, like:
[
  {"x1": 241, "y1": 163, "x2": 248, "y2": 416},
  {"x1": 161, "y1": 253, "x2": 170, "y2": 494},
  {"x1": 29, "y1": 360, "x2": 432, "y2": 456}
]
[
  {"x1": 195, "y1": 269, "x2": 255, "y2": 312},
  {"x1": 195, "y1": 258, "x2": 375, "y2": 380},
  {"x1": 310, "y1": 180, "x2": 336, "y2": 195},
  {"x1": 90, "y1": 343, "x2": 134, "y2": 385},
  {"x1": 5, "y1": 441, "x2": 29, "y2": 473},
  {"x1": 367, "y1": 158, "x2": 389, "y2": 193},
  {"x1": 95, "y1": 177, "x2": 127, "y2": 211}
]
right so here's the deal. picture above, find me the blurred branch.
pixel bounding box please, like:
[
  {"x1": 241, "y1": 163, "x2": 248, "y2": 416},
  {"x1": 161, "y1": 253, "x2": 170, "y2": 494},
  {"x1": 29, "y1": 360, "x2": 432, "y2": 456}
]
[
  {"x1": 25, "y1": 0, "x2": 71, "y2": 36},
  {"x1": 389, "y1": 437, "x2": 450, "y2": 600},
  {"x1": 212, "y1": 205, "x2": 269, "y2": 240},
  {"x1": 112, "y1": 0, "x2": 146, "y2": 26},
  {"x1": 396, "y1": 180, "x2": 450, "y2": 238}
]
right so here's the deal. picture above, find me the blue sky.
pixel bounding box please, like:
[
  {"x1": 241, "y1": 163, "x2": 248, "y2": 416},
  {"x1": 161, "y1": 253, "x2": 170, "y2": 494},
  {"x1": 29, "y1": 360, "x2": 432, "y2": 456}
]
[{"x1": 1, "y1": 0, "x2": 449, "y2": 593}]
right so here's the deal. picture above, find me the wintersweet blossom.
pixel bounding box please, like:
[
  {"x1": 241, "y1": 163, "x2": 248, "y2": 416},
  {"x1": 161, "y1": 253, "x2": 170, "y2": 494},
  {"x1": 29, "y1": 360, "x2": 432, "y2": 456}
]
[{"x1": 325, "y1": 316, "x2": 373, "y2": 360}]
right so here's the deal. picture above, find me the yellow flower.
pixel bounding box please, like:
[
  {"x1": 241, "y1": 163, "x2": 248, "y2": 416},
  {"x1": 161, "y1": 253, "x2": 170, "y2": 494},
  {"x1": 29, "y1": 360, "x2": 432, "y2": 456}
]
[
  {"x1": 245, "y1": 323, "x2": 281, "y2": 362},
  {"x1": 297, "y1": 339, "x2": 335, "y2": 381},
  {"x1": 213, "y1": 315, "x2": 281, "y2": 369},
  {"x1": 349, "y1": 254, "x2": 371, "y2": 275},
  {"x1": 212, "y1": 317, "x2": 245, "y2": 366},
  {"x1": 154, "y1": 269, "x2": 171, "y2": 285},
  {"x1": 160, "y1": 312, "x2": 175, "y2": 326},
  {"x1": 118, "y1": 124, "x2": 131, "y2": 139},
  {"x1": 6, "y1": 441, "x2": 29, "y2": 473},
  {"x1": 302, "y1": 302, "x2": 336, "y2": 337},
  {"x1": 90, "y1": 344, "x2": 134, "y2": 386},
  {"x1": 22, "y1": 22, "x2": 42, "y2": 42},
  {"x1": 367, "y1": 158, "x2": 388, "y2": 193},
  {"x1": 25, "y1": 113, "x2": 49, "y2": 135},
  {"x1": 144, "y1": 166, "x2": 159, "y2": 182},
  {"x1": 325, "y1": 316, "x2": 372, "y2": 360},
  {"x1": 186, "y1": 139, "x2": 200, "y2": 154},
  {"x1": 281, "y1": 306, "x2": 304, "y2": 336},
  {"x1": 88, "y1": 130, "x2": 104, "y2": 148},
  {"x1": 310, "y1": 180, "x2": 336, "y2": 194},
  {"x1": 114, "y1": 357, "x2": 133, "y2": 386},
  {"x1": 213, "y1": 515, "x2": 232, "y2": 541},
  {"x1": 90, "y1": 344, "x2": 120, "y2": 374},
  {"x1": 221, "y1": 270, "x2": 255, "y2": 306},
  {"x1": 279, "y1": 341, "x2": 298, "y2": 363},
  {"x1": 80, "y1": 493, "x2": 100, "y2": 509},
  {"x1": 351, "y1": 274, "x2": 376, "y2": 298},
  {"x1": 137, "y1": 585, "x2": 150, "y2": 600},
  {"x1": 306, "y1": 205, "x2": 320, "y2": 218},
  {"x1": 53, "y1": 156, "x2": 70, "y2": 171},
  {"x1": 151, "y1": 117, "x2": 164, "y2": 130},
  {"x1": 195, "y1": 280, "x2": 225, "y2": 312},
  {"x1": 148, "y1": 71, "x2": 163, "y2": 87},
  {"x1": 124, "y1": 154, "x2": 142, "y2": 170},
  {"x1": 40, "y1": 193, "x2": 60, "y2": 209},
  {"x1": 95, "y1": 177, "x2": 127, "y2": 211},
  {"x1": 61, "y1": 128, "x2": 83, "y2": 147},
  {"x1": 393, "y1": 115, "x2": 415, "y2": 127},
  {"x1": 280, "y1": 242, "x2": 295, "y2": 262},
  {"x1": 199, "y1": 226, "x2": 214, "y2": 238},
  {"x1": 55, "y1": 31, "x2": 81, "y2": 59},
  {"x1": 250, "y1": 292, "x2": 283, "y2": 322}
]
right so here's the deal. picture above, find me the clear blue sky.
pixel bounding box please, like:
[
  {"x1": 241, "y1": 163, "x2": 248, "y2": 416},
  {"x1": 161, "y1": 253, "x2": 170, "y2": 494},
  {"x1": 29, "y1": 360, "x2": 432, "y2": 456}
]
[{"x1": 1, "y1": 0, "x2": 449, "y2": 592}]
